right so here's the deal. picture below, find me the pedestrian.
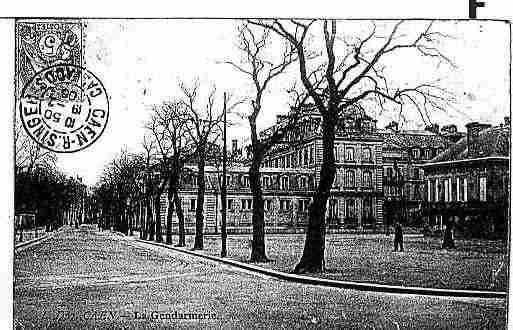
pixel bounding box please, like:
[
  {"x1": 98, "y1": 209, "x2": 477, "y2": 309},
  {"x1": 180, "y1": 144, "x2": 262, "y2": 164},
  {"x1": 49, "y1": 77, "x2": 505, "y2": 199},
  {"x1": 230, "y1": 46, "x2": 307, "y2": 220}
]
[{"x1": 394, "y1": 221, "x2": 404, "y2": 252}]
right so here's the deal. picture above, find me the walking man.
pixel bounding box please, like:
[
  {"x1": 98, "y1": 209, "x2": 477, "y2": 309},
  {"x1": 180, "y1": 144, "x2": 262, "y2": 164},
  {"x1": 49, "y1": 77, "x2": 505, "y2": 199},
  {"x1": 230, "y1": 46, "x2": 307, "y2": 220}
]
[{"x1": 394, "y1": 221, "x2": 404, "y2": 252}]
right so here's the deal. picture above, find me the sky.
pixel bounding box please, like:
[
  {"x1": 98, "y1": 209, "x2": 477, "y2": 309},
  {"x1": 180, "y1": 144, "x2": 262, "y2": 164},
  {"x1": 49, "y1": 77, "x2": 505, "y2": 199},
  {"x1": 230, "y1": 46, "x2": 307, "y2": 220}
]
[{"x1": 55, "y1": 19, "x2": 510, "y2": 185}]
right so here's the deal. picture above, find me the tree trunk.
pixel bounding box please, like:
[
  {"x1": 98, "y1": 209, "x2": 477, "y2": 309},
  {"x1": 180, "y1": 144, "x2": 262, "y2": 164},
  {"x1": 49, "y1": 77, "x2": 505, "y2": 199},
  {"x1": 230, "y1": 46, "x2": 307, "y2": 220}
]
[
  {"x1": 249, "y1": 142, "x2": 269, "y2": 262},
  {"x1": 165, "y1": 183, "x2": 174, "y2": 245},
  {"x1": 193, "y1": 151, "x2": 206, "y2": 250},
  {"x1": 293, "y1": 115, "x2": 337, "y2": 274},
  {"x1": 155, "y1": 192, "x2": 163, "y2": 243},
  {"x1": 146, "y1": 194, "x2": 154, "y2": 241},
  {"x1": 174, "y1": 190, "x2": 186, "y2": 247}
]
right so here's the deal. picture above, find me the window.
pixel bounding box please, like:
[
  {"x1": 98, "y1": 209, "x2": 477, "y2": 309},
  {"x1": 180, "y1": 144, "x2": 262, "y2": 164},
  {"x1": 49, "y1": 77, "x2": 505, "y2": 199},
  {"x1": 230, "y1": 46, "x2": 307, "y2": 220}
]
[
  {"x1": 363, "y1": 198, "x2": 372, "y2": 218},
  {"x1": 443, "y1": 179, "x2": 449, "y2": 202},
  {"x1": 298, "y1": 150, "x2": 303, "y2": 166},
  {"x1": 227, "y1": 199, "x2": 233, "y2": 210},
  {"x1": 242, "y1": 175, "x2": 250, "y2": 187},
  {"x1": 412, "y1": 148, "x2": 421, "y2": 159},
  {"x1": 346, "y1": 170, "x2": 355, "y2": 187},
  {"x1": 309, "y1": 146, "x2": 314, "y2": 164},
  {"x1": 281, "y1": 157, "x2": 285, "y2": 168},
  {"x1": 463, "y1": 178, "x2": 468, "y2": 201},
  {"x1": 479, "y1": 177, "x2": 487, "y2": 201},
  {"x1": 279, "y1": 199, "x2": 291, "y2": 211},
  {"x1": 264, "y1": 199, "x2": 272, "y2": 211},
  {"x1": 298, "y1": 199, "x2": 309, "y2": 212},
  {"x1": 451, "y1": 178, "x2": 457, "y2": 201},
  {"x1": 303, "y1": 148, "x2": 308, "y2": 164},
  {"x1": 190, "y1": 199, "x2": 196, "y2": 211},
  {"x1": 345, "y1": 147, "x2": 354, "y2": 161},
  {"x1": 286, "y1": 155, "x2": 291, "y2": 168},
  {"x1": 281, "y1": 176, "x2": 289, "y2": 190},
  {"x1": 328, "y1": 199, "x2": 338, "y2": 218},
  {"x1": 299, "y1": 176, "x2": 307, "y2": 189},
  {"x1": 413, "y1": 168, "x2": 420, "y2": 179},
  {"x1": 241, "y1": 199, "x2": 252, "y2": 210},
  {"x1": 362, "y1": 147, "x2": 372, "y2": 162},
  {"x1": 386, "y1": 167, "x2": 393, "y2": 178},
  {"x1": 226, "y1": 175, "x2": 232, "y2": 187},
  {"x1": 414, "y1": 185, "x2": 421, "y2": 200},
  {"x1": 346, "y1": 199, "x2": 355, "y2": 218},
  {"x1": 274, "y1": 159, "x2": 278, "y2": 167},
  {"x1": 263, "y1": 176, "x2": 271, "y2": 188},
  {"x1": 363, "y1": 171, "x2": 372, "y2": 187},
  {"x1": 424, "y1": 148, "x2": 432, "y2": 159}
]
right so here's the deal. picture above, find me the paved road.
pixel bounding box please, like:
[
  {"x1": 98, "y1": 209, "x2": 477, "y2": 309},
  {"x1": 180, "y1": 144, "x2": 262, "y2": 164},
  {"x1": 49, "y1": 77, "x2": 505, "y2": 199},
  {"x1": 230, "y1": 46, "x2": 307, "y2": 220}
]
[{"x1": 14, "y1": 225, "x2": 507, "y2": 329}]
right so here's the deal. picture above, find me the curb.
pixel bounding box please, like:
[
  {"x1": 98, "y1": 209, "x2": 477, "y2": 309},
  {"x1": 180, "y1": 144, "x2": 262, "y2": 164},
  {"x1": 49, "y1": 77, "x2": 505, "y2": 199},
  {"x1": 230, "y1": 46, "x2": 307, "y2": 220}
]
[
  {"x1": 14, "y1": 233, "x2": 52, "y2": 251},
  {"x1": 135, "y1": 239, "x2": 507, "y2": 299}
]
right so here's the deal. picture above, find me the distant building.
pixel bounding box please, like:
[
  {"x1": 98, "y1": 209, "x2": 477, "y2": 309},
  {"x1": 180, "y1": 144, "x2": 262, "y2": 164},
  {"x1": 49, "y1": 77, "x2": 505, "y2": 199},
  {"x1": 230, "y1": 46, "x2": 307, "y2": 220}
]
[
  {"x1": 422, "y1": 119, "x2": 510, "y2": 238},
  {"x1": 379, "y1": 124, "x2": 454, "y2": 229}
]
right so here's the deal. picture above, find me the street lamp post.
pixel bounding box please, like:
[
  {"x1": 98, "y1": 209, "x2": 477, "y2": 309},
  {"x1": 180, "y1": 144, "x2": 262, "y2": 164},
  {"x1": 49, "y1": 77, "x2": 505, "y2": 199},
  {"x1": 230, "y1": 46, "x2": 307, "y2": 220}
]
[{"x1": 220, "y1": 92, "x2": 227, "y2": 258}]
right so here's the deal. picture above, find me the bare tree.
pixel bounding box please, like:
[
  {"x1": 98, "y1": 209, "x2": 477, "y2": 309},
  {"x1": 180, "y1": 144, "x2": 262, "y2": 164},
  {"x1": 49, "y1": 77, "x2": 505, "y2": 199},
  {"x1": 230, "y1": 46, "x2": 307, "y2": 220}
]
[
  {"x1": 222, "y1": 23, "x2": 303, "y2": 262},
  {"x1": 15, "y1": 123, "x2": 57, "y2": 176},
  {"x1": 249, "y1": 19, "x2": 454, "y2": 273},
  {"x1": 140, "y1": 134, "x2": 157, "y2": 240},
  {"x1": 180, "y1": 80, "x2": 243, "y2": 250},
  {"x1": 149, "y1": 101, "x2": 192, "y2": 247}
]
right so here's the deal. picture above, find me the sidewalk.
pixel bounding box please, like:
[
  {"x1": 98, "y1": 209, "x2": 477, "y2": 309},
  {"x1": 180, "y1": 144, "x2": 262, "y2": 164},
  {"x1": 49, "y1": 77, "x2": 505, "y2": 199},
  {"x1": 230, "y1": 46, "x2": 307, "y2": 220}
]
[
  {"x1": 125, "y1": 230, "x2": 507, "y2": 298},
  {"x1": 14, "y1": 227, "x2": 48, "y2": 247}
]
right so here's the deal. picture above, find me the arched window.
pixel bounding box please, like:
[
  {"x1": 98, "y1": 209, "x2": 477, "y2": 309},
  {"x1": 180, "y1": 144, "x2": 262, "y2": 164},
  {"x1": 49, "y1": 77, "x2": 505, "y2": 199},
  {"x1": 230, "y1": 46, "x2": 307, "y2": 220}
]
[{"x1": 346, "y1": 170, "x2": 355, "y2": 187}]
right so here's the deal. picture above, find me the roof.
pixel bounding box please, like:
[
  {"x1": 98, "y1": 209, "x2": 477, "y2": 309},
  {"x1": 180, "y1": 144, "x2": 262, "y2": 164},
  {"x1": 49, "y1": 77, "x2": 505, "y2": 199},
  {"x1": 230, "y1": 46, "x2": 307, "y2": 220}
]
[
  {"x1": 429, "y1": 125, "x2": 510, "y2": 163},
  {"x1": 380, "y1": 130, "x2": 452, "y2": 150}
]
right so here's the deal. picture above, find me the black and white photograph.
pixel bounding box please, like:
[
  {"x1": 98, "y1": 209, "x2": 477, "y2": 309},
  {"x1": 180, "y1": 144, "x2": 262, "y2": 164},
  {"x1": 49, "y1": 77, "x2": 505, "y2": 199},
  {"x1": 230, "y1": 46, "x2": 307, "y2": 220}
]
[{"x1": 6, "y1": 5, "x2": 512, "y2": 328}]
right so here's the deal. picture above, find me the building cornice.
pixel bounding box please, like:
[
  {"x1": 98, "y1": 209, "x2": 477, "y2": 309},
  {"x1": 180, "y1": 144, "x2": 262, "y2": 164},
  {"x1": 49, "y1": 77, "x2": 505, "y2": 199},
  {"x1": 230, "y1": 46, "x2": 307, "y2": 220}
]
[{"x1": 421, "y1": 156, "x2": 509, "y2": 168}]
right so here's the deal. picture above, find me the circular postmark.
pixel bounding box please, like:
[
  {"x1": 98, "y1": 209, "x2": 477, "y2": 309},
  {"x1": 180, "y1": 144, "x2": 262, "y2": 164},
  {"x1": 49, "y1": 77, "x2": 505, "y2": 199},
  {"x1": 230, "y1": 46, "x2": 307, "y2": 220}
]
[{"x1": 19, "y1": 64, "x2": 109, "y2": 153}]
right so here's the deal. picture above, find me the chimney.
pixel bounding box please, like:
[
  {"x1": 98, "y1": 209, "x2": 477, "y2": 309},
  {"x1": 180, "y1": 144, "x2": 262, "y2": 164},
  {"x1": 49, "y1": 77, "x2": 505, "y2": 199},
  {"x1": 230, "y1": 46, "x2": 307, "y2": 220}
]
[
  {"x1": 385, "y1": 121, "x2": 399, "y2": 132},
  {"x1": 232, "y1": 139, "x2": 238, "y2": 154},
  {"x1": 505, "y1": 116, "x2": 510, "y2": 126},
  {"x1": 441, "y1": 124, "x2": 457, "y2": 135},
  {"x1": 425, "y1": 123, "x2": 440, "y2": 134},
  {"x1": 466, "y1": 122, "x2": 492, "y2": 158}
]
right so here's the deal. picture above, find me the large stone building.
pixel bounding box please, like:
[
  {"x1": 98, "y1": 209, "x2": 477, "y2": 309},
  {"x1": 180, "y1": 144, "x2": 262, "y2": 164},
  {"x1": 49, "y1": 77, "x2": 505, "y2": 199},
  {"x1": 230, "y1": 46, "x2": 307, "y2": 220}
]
[
  {"x1": 147, "y1": 106, "x2": 469, "y2": 234},
  {"x1": 422, "y1": 119, "x2": 510, "y2": 238}
]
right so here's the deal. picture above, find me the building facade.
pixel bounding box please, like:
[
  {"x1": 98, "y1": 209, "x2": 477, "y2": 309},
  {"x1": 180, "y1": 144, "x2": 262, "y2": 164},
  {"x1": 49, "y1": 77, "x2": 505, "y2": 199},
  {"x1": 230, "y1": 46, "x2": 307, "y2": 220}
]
[
  {"x1": 422, "y1": 120, "x2": 510, "y2": 238},
  {"x1": 143, "y1": 107, "x2": 475, "y2": 234}
]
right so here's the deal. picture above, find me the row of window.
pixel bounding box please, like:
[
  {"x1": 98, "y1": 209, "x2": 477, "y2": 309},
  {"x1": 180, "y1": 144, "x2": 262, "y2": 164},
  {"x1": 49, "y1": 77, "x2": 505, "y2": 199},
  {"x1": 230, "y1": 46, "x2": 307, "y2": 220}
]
[
  {"x1": 385, "y1": 167, "x2": 422, "y2": 180},
  {"x1": 230, "y1": 175, "x2": 311, "y2": 190},
  {"x1": 427, "y1": 177, "x2": 487, "y2": 202},
  {"x1": 187, "y1": 197, "x2": 373, "y2": 217},
  {"x1": 264, "y1": 145, "x2": 315, "y2": 168},
  {"x1": 411, "y1": 147, "x2": 444, "y2": 160},
  {"x1": 335, "y1": 146, "x2": 373, "y2": 162},
  {"x1": 335, "y1": 170, "x2": 373, "y2": 188}
]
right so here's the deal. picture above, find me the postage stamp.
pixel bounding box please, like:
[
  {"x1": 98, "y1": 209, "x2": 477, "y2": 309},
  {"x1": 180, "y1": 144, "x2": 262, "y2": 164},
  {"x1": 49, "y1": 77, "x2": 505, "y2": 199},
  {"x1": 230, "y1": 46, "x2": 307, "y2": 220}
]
[
  {"x1": 19, "y1": 64, "x2": 109, "y2": 153},
  {"x1": 15, "y1": 20, "x2": 84, "y2": 98}
]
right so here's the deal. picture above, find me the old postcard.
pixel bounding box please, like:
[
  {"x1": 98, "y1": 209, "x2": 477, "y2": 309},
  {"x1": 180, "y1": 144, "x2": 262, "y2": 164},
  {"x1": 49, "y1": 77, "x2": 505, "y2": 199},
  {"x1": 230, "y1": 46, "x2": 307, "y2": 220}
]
[{"x1": 8, "y1": 8, "x2": 512, "y2": 329}]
